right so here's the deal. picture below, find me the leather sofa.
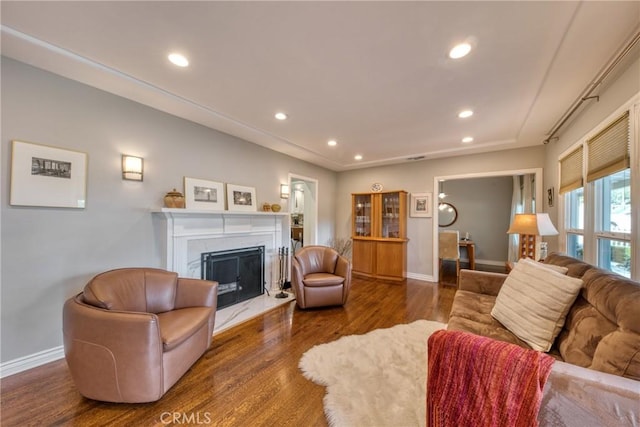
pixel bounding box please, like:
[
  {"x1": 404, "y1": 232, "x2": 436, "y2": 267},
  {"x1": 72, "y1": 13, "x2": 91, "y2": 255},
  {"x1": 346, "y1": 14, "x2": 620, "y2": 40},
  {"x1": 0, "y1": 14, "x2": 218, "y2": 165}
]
[
  {"x1": 291, "y1": 245, "x2": 352, "y2": 309},
  {"x1": 63, "y1": 268, "x2": 218, "y2": 403},
  {"x1": 447, "y1": 253, "x2": 640, "y2": 425}
]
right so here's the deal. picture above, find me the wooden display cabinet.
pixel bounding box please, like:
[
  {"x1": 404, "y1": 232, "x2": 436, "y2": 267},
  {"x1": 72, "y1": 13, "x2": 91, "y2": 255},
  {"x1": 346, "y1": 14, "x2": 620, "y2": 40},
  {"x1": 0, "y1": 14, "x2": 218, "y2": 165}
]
[{"x1": 351, "y1": 191, "x2": 408, "y2": 281}]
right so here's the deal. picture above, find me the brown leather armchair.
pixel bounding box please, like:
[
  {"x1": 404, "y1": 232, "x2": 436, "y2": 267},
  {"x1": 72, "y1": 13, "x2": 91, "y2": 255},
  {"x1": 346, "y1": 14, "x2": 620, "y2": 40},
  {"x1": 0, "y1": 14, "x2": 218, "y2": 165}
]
[
  {"x1": 291, "y1": 245, "x2": 352, "y2": 309},
  {"x1": 62, "y1": 268, "x2": 218, "y2": 403}
]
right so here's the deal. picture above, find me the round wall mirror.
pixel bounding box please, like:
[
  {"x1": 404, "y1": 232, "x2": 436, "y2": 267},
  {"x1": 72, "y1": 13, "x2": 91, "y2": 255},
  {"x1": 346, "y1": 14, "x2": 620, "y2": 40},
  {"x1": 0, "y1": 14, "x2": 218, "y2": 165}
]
[{"x1": 438, "y1": 202, "x2": 458, "y2": 227}]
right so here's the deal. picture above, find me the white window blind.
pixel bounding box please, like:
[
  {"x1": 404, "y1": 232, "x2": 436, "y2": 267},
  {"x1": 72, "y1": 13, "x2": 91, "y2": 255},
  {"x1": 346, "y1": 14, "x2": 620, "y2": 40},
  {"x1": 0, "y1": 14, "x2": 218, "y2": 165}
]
[{"x1": 587, "y1": 111, "x2": 630, "y2": 183}]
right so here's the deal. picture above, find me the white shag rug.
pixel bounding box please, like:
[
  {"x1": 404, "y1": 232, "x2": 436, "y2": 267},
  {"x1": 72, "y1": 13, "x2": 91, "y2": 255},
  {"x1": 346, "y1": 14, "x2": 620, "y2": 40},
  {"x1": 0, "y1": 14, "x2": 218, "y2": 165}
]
[{"x1": 299, "y1": 320, "x2": 447, "y2": 427}]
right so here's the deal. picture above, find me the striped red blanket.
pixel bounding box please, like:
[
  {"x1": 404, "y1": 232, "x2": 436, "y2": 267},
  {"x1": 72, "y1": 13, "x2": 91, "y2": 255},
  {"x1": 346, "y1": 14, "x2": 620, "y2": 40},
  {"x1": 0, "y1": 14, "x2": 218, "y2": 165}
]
[{"x1": 427, "y1": 330, "x2": 555, "y2": 427}]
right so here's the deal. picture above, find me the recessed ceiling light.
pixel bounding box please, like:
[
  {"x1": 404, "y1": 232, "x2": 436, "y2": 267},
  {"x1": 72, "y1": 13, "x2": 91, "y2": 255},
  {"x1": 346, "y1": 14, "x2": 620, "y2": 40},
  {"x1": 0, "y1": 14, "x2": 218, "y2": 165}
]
[
  {"x1": 354, "y1": 154, "x2": 363, "y2": 161},
  {"x1": 462, "y1": 136, "x2": 474, "y2": 143},
  {"x1": 275, "y1": 112, "x2": 288, "y2": 120},
  {"x1": 328, "y1": 140, "x2": 337, "y2": 146},
  {"x1": 449, "y1": 43, "x2": 471, "y2": 59},
  {"x1": 168, "y1": 53, "x2": 189, "y2": 67},
  {"x1": 458, "y1": 110, "x2": 474, "y2": 118}
]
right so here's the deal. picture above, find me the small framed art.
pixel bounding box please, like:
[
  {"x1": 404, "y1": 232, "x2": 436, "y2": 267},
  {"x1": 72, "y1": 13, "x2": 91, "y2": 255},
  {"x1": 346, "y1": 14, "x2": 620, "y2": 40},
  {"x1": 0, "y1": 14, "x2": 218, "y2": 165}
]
[
  {"x1": 10, "y1": 140, "x2": 87, "y2": 208},
  {"x1": 226, "y1": 184, "x2": 257, "y2": 212},
  {"x1": 410, "y1": 192, "x2": 433, "y2": 218},
  {"x1": 184, "y1": 177, "x2": 225, "y2": 210}
]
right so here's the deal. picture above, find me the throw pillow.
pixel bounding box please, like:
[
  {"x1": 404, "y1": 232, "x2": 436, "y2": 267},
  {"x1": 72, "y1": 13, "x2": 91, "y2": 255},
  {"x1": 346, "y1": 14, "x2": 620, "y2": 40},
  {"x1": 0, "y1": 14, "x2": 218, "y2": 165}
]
[
  {"x1": 491, "y1": 259, "x2": 583, "y2": 352},
  {"x1": 519, "y1": 258, "x2": 569, "y2": 275}
]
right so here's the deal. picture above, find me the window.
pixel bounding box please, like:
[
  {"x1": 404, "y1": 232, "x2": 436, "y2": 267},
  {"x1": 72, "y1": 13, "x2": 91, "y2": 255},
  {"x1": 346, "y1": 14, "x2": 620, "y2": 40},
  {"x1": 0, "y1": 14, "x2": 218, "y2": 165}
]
[
  {"x1": 594, "y1": 169, "x2": 631, "y2": 277},
  {"x1": 564, "y1": 187, "x2": 584, "y2": 259},
  {"x1": 560, "y1": 145, "x2": 585, "y2": 260},
  {"x1": 559, "y1": 109, "x2": 636, "y2": 279}
]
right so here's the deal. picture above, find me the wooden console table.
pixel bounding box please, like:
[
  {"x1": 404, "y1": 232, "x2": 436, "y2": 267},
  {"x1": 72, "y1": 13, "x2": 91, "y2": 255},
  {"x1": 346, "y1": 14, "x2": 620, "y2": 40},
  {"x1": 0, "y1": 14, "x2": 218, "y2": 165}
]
[{"x1": 459, "y1": 240, "x2": 475, "y2": 270}]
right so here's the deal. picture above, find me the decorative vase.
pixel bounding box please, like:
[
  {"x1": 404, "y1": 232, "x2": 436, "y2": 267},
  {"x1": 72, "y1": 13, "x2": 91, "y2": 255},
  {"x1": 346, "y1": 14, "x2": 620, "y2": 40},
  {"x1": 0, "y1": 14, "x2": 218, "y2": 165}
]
[
  {"x1": 164, "y1": 189, "x2": 185, "y2": 208},
  {"x1": 262, "y1": 202, "x2": 272, "y2": 212},
  {"x1": 271, "y1": 204, "x2": 281, "y2": 212}
]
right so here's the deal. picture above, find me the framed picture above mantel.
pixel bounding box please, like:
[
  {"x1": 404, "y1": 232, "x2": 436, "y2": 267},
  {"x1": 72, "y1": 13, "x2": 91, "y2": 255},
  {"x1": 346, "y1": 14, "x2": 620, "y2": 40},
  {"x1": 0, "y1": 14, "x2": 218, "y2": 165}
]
[
  {"x1": 226, "y1": 184, "x2": 257, "y2": 212},
  {"x1": 184, "y1": 177, "x2": 225, "y2": 210}
]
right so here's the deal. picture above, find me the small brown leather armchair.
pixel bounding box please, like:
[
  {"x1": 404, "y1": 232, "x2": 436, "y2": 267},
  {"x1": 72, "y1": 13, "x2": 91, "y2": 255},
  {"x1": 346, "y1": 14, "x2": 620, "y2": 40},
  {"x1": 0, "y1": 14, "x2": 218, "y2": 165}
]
[
  {"x1": 63, "y1": 268, "x2": 218, "y2": 403},
  {"x1": 291, "y1": 245, "x2": 352, "y2": 309}
]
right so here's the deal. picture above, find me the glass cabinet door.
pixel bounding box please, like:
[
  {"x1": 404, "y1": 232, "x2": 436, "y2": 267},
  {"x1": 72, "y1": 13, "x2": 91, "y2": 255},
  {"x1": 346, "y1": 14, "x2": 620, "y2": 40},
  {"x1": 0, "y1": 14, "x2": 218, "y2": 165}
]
[
  {"x1": 353, "y1": 194, "x2": 372, "y2": 237},
  {"x1": 382, "y1": 193, "x2": 400, "y2": 238}
]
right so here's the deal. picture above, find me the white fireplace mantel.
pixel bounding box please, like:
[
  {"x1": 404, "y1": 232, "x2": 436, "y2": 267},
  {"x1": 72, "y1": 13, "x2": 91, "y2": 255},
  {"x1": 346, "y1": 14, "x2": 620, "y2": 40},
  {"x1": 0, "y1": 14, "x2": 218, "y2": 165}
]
[{"x1": 152, "y1": 208, "x2": 290, "y2": 290}]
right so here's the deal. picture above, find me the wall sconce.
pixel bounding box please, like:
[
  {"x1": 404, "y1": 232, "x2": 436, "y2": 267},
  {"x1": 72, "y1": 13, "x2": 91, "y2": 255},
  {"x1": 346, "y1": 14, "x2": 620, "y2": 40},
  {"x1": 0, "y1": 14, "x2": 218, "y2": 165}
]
[
  {"x1": 280, "y1": 184, "x2": 290, "y2": 199},
  {"x1": 122, "y1": 155, "x2": 143, "y2": 181}
]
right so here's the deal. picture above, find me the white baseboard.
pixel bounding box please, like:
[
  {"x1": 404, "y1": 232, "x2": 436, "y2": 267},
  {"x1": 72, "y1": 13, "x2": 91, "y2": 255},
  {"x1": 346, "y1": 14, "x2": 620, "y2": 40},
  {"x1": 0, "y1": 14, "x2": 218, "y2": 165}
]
[
  {"x1": 406, "y1": 272, "x2": 435, "y2": 282},
  {"x1": 407, "y1": 259, "x2": 506, "y2": 283},
  {"x1": 0, "y1": 346, "x2": 65, "y2": 378},
  {"x1": 456, "y1": 258, "x2": 506, "y2": 268},
  {"x1": 473, "y1": 259, "x2": 507, "y2": 267}
]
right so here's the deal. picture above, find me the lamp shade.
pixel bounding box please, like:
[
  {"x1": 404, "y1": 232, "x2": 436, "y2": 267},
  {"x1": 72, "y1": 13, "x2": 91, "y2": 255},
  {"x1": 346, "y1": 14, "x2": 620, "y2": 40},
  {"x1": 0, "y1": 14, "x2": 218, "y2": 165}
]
[{"x1": 507, "y1": 213, "x2": 558, "y2": 236}]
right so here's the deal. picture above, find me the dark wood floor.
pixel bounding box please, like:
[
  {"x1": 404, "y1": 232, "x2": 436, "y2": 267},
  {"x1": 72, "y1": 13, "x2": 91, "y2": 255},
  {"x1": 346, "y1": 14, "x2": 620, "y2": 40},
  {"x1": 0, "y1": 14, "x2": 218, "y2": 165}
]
[{"x1": 0, "y1": 276, "x2": 455, "y2": 427}]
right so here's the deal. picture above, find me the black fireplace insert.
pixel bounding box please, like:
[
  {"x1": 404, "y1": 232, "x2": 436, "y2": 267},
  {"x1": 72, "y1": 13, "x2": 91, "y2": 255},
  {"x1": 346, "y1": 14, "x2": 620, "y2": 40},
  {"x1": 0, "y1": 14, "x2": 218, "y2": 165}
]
[{"x1": 201, "y1": 246, "x2": 264, "y2": 309}]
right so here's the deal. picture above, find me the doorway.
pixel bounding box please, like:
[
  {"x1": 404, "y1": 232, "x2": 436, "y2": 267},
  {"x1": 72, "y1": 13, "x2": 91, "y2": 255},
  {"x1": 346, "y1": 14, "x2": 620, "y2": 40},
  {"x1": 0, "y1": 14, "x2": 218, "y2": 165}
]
[
  {"x1": 432, "y1": 168, "x2": 543, "y2": 280},
  {"x1": 288, "y1": 173, "x2": 318, "y2": 254}
]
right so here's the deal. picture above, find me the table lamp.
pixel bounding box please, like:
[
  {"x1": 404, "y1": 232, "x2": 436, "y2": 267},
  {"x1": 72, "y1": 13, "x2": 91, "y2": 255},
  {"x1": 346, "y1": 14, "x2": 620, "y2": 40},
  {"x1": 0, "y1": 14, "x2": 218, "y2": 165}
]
[{"x1": 507, "y1": 213, "x2": 558, "y2": 260}]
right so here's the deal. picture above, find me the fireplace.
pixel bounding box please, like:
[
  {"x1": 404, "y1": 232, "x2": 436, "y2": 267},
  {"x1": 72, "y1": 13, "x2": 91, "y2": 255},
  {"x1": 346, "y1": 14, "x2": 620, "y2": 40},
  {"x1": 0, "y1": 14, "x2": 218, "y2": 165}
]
[
  {"x1": 201, "y1": 246, "x2": 264, "y2": 309},
  {"x1": 153, "y1": 209, "x2": 289, "y2": 295}
]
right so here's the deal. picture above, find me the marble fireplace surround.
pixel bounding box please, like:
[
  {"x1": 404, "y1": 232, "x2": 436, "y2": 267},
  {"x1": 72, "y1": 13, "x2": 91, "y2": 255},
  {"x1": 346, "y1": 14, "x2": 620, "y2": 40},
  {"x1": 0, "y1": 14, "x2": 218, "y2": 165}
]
[{"x1": 153, "y1": 208, "x2": 293, "y2": 332}]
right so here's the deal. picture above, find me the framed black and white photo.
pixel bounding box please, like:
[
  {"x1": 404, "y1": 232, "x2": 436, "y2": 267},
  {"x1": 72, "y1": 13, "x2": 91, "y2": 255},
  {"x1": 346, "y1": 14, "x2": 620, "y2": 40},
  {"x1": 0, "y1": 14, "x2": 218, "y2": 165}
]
[
  {"x1": 10, "y1": 140, "x2": 87, "y2": 208},
  {"x1": 184, "y1": 177, "x2": 225, "y2": 210},
  {"x1": 410, "y1": 192, "x2": 433, "y2": 218},
  {"x1": 226, "y1": 184, "x2": 257, "y2": 212}
]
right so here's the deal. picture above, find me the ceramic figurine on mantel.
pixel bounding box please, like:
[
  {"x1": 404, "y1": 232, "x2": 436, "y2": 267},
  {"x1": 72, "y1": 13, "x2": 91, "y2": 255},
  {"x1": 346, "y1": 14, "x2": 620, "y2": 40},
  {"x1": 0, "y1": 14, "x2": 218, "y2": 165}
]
[{"x1": 164, "y1": 189, "x2": 185, "y2": 208}]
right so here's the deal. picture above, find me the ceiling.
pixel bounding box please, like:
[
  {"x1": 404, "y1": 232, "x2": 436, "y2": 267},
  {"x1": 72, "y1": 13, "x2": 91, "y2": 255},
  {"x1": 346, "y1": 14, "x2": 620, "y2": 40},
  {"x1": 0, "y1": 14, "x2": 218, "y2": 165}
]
[{"x1": 2, "y1": 1, "x2": 639, "y2": 171}]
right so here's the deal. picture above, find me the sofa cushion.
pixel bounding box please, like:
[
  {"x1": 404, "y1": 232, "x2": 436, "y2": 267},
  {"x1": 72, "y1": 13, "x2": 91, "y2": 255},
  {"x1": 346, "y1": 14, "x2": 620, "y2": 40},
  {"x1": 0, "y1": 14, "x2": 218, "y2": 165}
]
[
  {"x1": 543, "y1": 253, "x2": 593, "y2": 278},
  {"x1": 525, "y1": 260, "x2": 568, "y2": 275},
  {"x1": 448, "y1": 290, "x2": 531, "y2": 349},
  {"x1": 458, "y1": 269, "x2": 507, "y2": 296},
  {"x1": 580, "y1": 269, "x2": 640, "y2": 333},
  {"x1": 157, "y1": 307, "x2": 214, "y2": 351},
  {"x1": 592, "y1": 331, "x2": 640, "y2": 379},
  {"x1": 491, "y1": 259, "x2": 583, "y2": 352},
  {"x1": 302, "y1": 272, "x2": 345, "y2": 287},
  {"x1": 557, "y1": 268, "x2": 640, "y2": 379},
  {"x1": 555, "y1": 295, "x2": 617, "y2": 367}
]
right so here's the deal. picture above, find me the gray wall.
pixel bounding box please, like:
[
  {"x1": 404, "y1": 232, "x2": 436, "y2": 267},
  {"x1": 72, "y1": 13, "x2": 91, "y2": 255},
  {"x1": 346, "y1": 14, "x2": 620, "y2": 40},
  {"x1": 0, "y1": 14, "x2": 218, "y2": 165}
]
[
  {"x1": 440, "y1": 176, "x2": 513, "y2": 264},
  {"x1": 1, "y1": 58, "x2": 337, "y2": 362},
  {"x1": 335, "y1": 146, "x2": 546, "y2": 278}
]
